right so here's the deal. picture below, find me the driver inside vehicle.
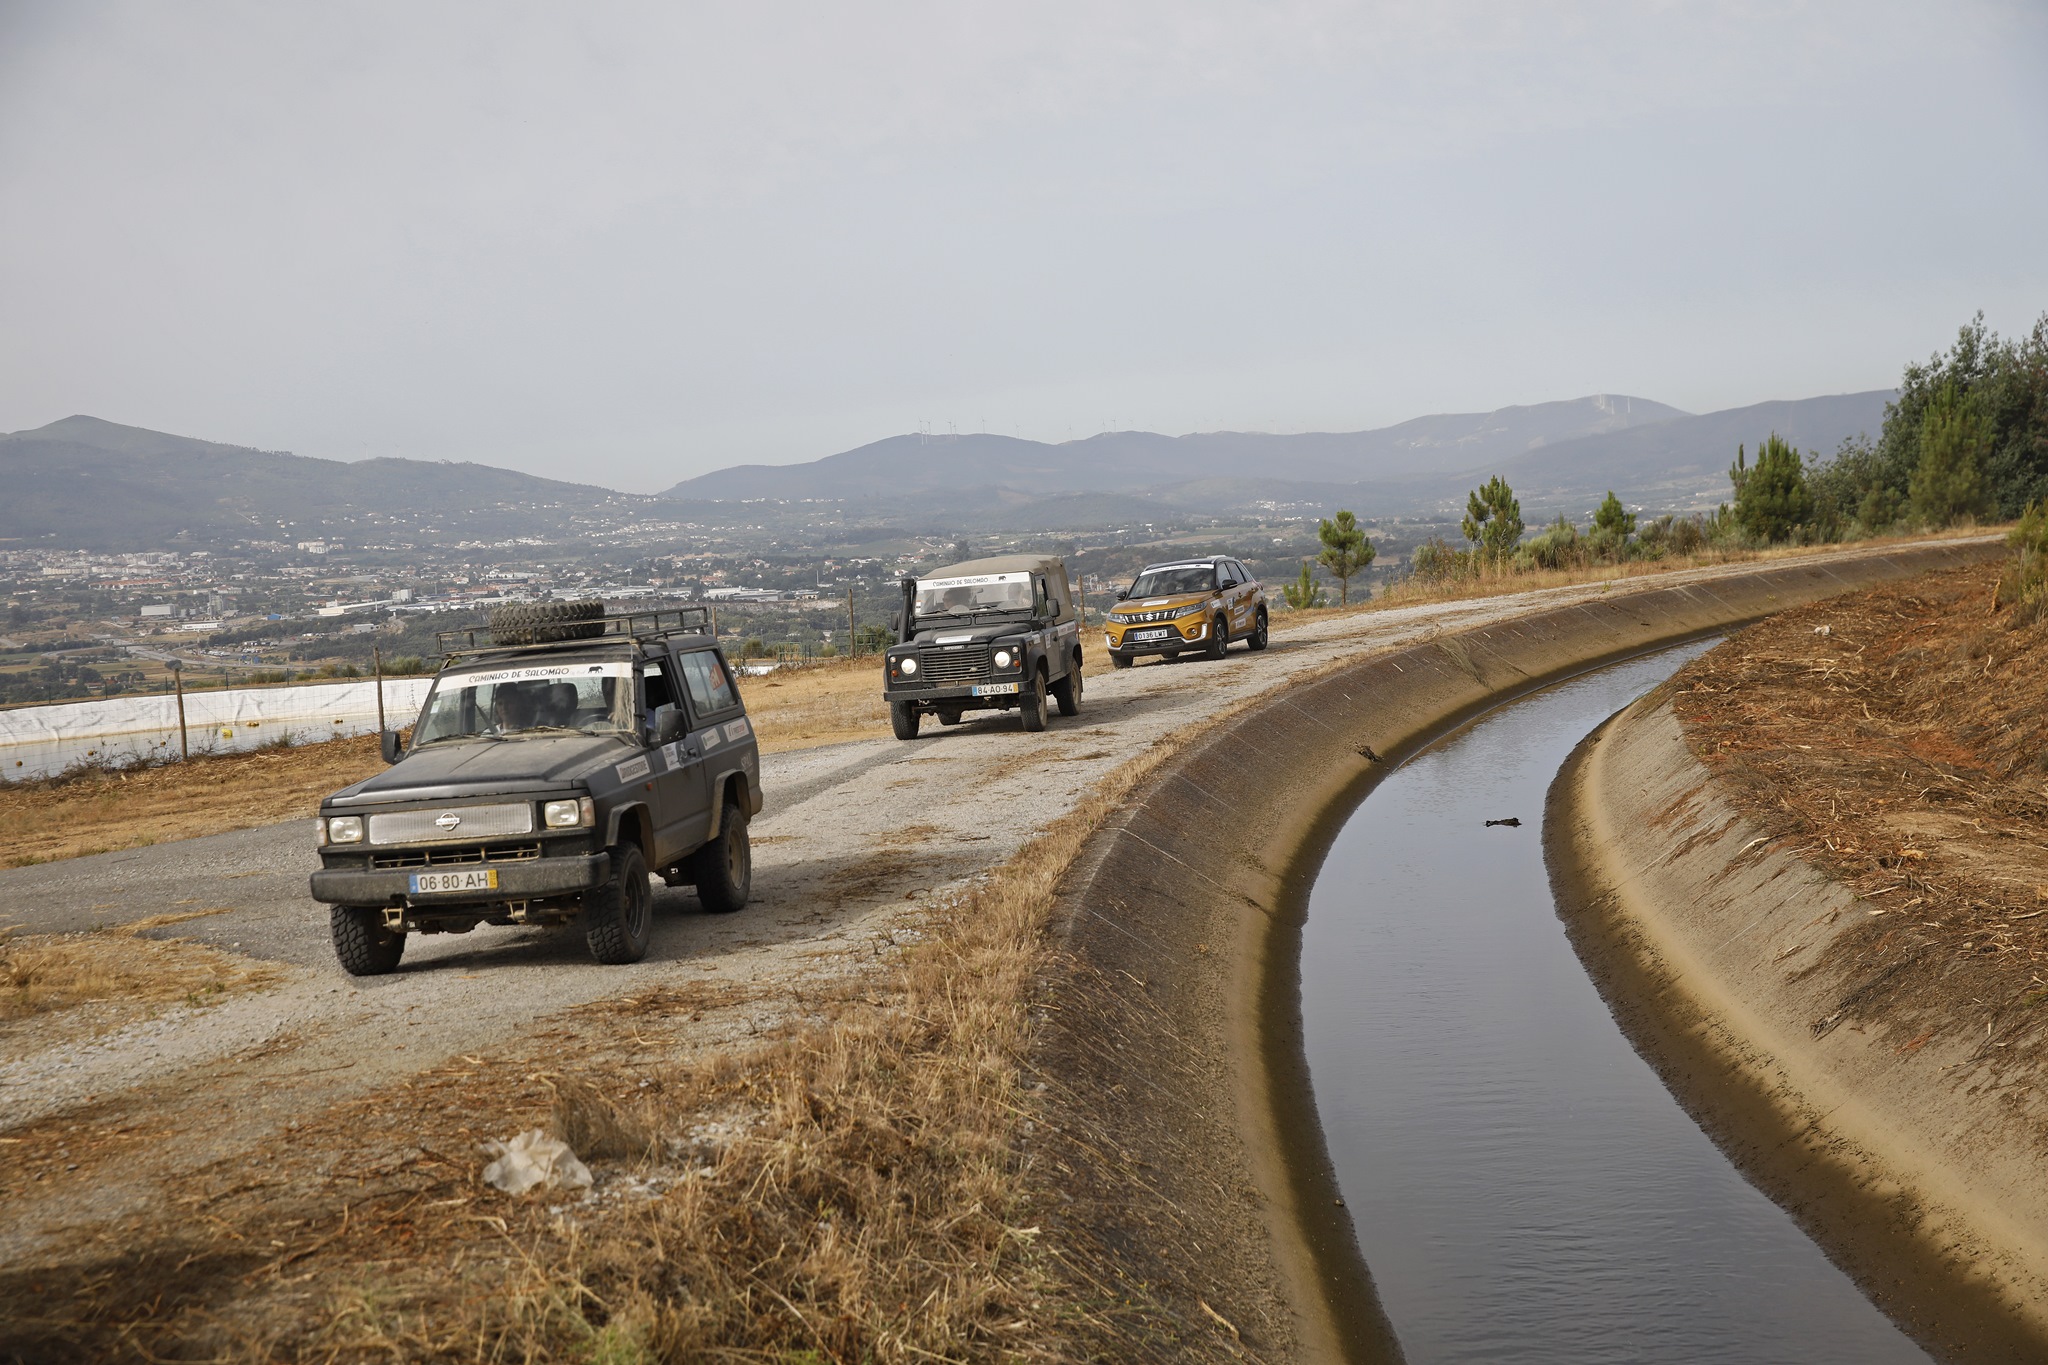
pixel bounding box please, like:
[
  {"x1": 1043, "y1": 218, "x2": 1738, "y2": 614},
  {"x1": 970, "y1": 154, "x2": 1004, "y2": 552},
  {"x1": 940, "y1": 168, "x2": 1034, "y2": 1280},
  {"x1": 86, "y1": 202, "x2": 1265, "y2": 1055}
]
[{"x1": 490, "y1": 682, "x2": 542, "y2": 733}]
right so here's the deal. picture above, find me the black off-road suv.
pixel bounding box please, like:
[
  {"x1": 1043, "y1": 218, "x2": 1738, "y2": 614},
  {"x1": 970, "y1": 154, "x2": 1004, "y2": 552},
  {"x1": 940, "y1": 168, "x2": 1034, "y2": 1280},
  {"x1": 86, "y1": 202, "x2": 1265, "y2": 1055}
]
[
  {"x1": 308, "y1": 602, "x2": 762, "y2": 975},
  {"x1": 881, "y1": 554, "x2": 1084, "y2": 738}
]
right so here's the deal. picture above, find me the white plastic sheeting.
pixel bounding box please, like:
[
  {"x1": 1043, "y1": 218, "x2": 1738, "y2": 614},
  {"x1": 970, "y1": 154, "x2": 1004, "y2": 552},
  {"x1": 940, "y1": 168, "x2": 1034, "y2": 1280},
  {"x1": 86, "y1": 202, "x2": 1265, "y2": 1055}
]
[{"x1": 0, "y1": 677, "x2": 435, "y2": 781}]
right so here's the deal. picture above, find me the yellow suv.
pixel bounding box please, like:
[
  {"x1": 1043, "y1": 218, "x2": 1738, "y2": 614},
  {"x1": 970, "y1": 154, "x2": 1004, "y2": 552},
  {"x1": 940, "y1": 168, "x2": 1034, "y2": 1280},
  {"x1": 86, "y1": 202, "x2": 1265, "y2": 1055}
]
[{"x1": 1103, "y1": 556, "x2": 1269, "y2": 668}]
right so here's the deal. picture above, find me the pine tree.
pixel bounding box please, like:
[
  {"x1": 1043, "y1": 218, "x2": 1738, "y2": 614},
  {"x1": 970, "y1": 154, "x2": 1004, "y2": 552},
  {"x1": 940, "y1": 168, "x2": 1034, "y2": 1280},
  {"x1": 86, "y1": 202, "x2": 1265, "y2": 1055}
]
[
  {"x1": 1316, "y1": 510, "x2": 1375, "y2": 605},
  {"x1": 1732, "y1": 434, "x2": 1813, "y2": 542},
  {"x1": 1282, "y1": 559, "x2": 1327, "y2": 609},
  {"x1": 1909, "y1": 382, "x2": 1991, "y2": 526},
  {"x1": 1460, "y1": 476, "x2": 1524, "y2": 563}
]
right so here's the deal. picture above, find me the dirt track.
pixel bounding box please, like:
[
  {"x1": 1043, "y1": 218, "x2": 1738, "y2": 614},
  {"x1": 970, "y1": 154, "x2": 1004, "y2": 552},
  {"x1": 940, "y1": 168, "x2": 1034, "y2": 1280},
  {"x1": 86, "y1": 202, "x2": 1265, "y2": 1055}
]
[{"x1": 0, "y1": 539, "x2": 2002, "y2": 1347}]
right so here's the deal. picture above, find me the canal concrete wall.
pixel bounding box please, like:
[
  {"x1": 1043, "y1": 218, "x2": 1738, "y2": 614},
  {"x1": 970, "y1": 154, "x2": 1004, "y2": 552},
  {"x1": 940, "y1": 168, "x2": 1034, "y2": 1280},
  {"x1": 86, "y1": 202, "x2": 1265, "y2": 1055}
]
[
  {"x1": 1549, "y1": 695, "x2": 2048, "y2": 1361},
  {"x1": 1037, "y1": 537, "x2": 2005, "y2": 1364}
]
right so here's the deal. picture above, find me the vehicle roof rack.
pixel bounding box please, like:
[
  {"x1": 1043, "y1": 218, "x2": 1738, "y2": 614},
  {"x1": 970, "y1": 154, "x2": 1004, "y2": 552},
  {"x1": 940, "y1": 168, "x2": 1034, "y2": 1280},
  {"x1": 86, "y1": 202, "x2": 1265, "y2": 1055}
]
[{"x1": 434, "y1": 606, "x2": 713, "y2": 662}]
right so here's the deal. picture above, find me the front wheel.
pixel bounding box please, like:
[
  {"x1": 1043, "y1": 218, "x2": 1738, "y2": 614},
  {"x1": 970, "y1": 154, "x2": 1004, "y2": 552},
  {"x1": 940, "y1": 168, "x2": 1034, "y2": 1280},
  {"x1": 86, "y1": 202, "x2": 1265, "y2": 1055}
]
[
  {"x1": 890, "y1": 700, "x2": 921, "y2": 740},
  {"x1": 330, "y1": 906, "x2": 404, "y2": 976},
  {"x1": 1205, "y1": 616, "x2": 1229, "y2": 661},
  {"x1": 1247, "y1": 609, "x2": 1269, "y2": 651},
  {"x1": 1109, "y1": 652, "x2": 1133, "y2": 670},
  {"x1": 689, "y1": 799, "x2": 752, "y2": 914},
  {"x1": 1020, "y1": 667, "x2": 1049, "y2": 732},
  {"x1": 584, "y1": 843, "x2": 653, "y2": 964},
  {"x1": 1051, "y1": 662, "x2": 1082, "y2": 717}
]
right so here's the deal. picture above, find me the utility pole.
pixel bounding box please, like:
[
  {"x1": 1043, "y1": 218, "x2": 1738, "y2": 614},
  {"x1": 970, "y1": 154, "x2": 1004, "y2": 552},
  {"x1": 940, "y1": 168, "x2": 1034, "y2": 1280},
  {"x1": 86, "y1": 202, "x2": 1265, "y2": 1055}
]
[
  {"x1": 846, "y1": 585, "x2": 856, "y2": 655},
  {"x1": 171, "y1": 662, "x2": 188, "y2": 760},
  {"x1": 373, "y1": 645, "x2": 386, "y2": 733}
]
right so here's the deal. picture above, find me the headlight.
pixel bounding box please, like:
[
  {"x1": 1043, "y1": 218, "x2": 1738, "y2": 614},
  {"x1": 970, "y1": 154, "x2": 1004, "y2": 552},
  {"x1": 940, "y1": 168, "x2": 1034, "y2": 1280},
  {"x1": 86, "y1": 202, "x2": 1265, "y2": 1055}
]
[
  {"x1": 992, "y1": 648, "x2": 1014, "y2": 668},
  {"x1": 898, "y1": 656, "x2": 918, "y2": 675},
  {"x1": 325, "y1": 815, "x2": 364, "y2": 844},
  {"x1": 1174, "y1": 602, "x2": 1208, "y2": 619},
  {"x1": 543, "y1": 797, "x2": 594, "y2": 828}
]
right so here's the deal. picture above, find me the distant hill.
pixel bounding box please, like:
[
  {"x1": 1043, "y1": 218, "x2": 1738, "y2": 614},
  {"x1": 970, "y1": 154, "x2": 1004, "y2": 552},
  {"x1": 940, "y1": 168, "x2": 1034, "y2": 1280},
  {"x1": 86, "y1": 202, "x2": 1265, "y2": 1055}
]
[
  {"x1": 660, "y1": 394, "x2": 1688, "y2": 501},
  {"x1": 659, "y1": 390, "x2": 1894, "y2": 525},
  {"x1": 2, "y1": 390, "x2": 1900, "y2": 550},
  {"x1": 0, "y1": 415, "x2": 631, "y2": 549}
]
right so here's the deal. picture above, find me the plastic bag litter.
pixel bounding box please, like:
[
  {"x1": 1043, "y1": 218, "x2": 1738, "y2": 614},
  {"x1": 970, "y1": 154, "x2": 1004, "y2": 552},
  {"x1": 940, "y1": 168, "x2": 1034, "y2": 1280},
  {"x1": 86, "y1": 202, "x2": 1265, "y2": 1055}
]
[{"x1": 480, "y1": 1129, "x2": 593, "y2": 1196}]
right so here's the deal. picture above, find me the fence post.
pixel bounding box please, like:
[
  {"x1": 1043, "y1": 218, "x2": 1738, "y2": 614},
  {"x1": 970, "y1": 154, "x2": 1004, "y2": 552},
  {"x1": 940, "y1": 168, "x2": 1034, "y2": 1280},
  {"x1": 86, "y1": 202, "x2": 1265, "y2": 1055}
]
[
  {"x1": 374, "y1": 645, "x2": 386, "y2": 733},
  {"x1": 171, "y1": 662, "x2": 188, "y2": 760}
]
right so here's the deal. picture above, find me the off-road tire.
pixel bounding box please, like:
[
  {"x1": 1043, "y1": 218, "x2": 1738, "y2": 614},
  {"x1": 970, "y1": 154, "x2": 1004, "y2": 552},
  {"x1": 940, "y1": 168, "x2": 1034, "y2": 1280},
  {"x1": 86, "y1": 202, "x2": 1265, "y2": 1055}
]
[
  {"x1": 1110, "y1": 652, "x2": 1133, "y2": 670},
  {"x1": 891, "y1": 700, "x2": 922, "y2": 740},
  {"x1": 1051, "y1": 660, "x2": 1082, "y2": 716},
  {"x1": 1206, "y1": 616, "x2": 1229, "y2": 660},
  {"x1": 583, "y1": 844, "x2": 653, "y2": 964},
  {"x1": 689, "y1": 799, "x2": 752, "y2": 914},
  {"x1": 331, "y1": 906, "x2": 404, "y2": 976},
  {"x1": 490, "y1": 599, "x2": 605, "y2": 646},
  {"x1": 1021, "y1": 666, "x2": 1049, "y2": 732},
  {"x1": 1247, "y1": 609, "x2": 1270, "y2": 651}
]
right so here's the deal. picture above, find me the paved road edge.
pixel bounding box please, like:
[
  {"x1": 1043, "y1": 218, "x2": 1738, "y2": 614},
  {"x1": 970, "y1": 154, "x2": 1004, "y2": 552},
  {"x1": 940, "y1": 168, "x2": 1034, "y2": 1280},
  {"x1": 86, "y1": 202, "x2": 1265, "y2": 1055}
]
[{"x1": 1041, "y1": 537, "x2": 2002, "y2": 1364}]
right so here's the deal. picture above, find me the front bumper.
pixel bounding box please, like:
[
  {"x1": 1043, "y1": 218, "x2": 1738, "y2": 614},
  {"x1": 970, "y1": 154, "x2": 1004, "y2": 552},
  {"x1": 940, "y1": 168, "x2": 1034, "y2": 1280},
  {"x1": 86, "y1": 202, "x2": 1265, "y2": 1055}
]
[
  {"x1": 885, "y1": 679, "x2": 1026, "y2": 708},
  {"x1": 309, "y1": 853, "x2": 612, "y2": 907},
  {"x1": 1104, "y1": 617, "x2": 1209, "y2": 657}
]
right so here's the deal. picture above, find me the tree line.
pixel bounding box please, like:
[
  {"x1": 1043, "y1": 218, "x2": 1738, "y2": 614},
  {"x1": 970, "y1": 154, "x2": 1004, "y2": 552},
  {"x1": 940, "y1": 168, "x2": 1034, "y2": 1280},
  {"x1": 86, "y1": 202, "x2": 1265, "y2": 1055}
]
[{"x1": 1281, "y1": 310, "x2": 2047, "y2": 602}]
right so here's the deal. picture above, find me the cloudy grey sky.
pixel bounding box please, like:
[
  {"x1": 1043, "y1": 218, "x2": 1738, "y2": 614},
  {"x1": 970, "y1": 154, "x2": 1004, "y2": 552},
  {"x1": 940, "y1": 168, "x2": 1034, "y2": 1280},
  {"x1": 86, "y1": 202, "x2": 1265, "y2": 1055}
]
[{"x1": 3, "y1": 2, "x2": 2044, "y2": 491}]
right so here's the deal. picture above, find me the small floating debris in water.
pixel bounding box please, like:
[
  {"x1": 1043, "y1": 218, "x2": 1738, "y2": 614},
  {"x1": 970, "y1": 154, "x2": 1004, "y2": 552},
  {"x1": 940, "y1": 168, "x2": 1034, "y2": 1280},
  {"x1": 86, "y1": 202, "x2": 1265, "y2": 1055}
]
[{"x1": 1484, "y1": 817, "x2": 1521, "y2": 828}]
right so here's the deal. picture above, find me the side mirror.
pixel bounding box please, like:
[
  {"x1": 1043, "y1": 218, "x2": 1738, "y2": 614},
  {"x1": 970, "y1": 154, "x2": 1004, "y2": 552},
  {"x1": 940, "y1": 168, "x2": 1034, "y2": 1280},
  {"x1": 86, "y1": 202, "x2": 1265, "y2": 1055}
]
[
  {"x1": 890, "y1": 610, "x2": 903, "y2": 633},
  {"x1": 380, "y1": 729, "x2": 403, "y2": 764},
  {"x1": 1114, "y1": 590, "x2": 1128, "y2": 601},
  {"x1": 654, "y1": 705, "x2": 687, "y2": 744}
]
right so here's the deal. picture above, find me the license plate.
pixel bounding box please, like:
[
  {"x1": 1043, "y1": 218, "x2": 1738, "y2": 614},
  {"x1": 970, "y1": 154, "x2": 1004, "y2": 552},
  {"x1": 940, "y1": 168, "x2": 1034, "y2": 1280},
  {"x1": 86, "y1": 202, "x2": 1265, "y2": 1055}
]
[
  {"x1": 971, "y1": 682, "x2": 1020, "y2": 696},
  {"x1": 1132, "y1": 628, "x2": 1173, "y2": 641},
  {"x1": 409, "y1": 868, "x2": 499, "y2": 895}
]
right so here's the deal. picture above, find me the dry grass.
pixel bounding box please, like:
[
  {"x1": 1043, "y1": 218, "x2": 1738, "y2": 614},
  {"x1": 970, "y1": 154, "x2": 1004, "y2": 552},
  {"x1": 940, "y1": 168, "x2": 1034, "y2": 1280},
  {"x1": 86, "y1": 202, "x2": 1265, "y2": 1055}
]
[
  {"x1": 409, "y1": 743, "x2": 1187, "y2": 1361},
  {"x1": 1, "y1": 912, "x2": 281, "y2": 1021},
  {"x1": 1270, "y1": 523, "x2": 2001, "y2": 630},
  {"x1": 1674, "y1": 560, "x2": 2048, "y2": 1072},
  {"x1": 0, "y1": 735, "x2": 384, "y2": 869},
  {"x1": 3, "y1": 723, "x2": 1197, "y2": 1362}
]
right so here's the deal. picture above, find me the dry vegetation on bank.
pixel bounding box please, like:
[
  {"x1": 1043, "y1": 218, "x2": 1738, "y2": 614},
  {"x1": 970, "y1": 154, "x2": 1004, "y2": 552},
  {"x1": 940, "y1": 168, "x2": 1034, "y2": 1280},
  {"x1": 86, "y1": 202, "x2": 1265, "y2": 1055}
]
[
  {"x1": 1, "y1": 734, "x2": 1203, "y2": 1364},
  {"x1": 1673, "y1": 559, "x2": 2048, "y2": 1075}
]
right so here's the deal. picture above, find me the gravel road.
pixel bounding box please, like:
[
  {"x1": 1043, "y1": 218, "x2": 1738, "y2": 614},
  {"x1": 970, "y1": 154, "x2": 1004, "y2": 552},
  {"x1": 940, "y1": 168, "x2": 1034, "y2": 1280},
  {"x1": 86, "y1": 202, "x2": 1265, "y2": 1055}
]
[{"x1": 0, "y1": 545, "x2": 1975, "y2": 1265}]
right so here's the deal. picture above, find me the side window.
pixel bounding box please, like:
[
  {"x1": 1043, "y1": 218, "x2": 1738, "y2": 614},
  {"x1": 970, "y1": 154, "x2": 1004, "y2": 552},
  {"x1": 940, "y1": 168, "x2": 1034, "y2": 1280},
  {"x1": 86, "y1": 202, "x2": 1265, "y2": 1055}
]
[
  {"x1": 1034, "y1": 576, "x2": 1051, "y2": 617},
  {"x1": 677, "y1": 650, "x2": 739, "y2": 718},
  {"x1": 1229, "y1": 560, "x2": 1251, "y2": 585},
  {"x1": 642, "y1": 661, "x2": 678, "y2": 713},
  {"x1": 1217, "y1": 562, "x2": 1239, "y2": 589}
]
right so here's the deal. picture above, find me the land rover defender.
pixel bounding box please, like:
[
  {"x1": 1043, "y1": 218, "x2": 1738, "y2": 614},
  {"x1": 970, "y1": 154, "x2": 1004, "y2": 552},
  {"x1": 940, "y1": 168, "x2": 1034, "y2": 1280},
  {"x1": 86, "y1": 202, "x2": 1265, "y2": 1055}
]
[
  {"x1": 881, "y1": 554, "x2": 1083, "y2": 738},
  {"x1": 308, "y1": 602, "x2": 761, "y2": 975}
]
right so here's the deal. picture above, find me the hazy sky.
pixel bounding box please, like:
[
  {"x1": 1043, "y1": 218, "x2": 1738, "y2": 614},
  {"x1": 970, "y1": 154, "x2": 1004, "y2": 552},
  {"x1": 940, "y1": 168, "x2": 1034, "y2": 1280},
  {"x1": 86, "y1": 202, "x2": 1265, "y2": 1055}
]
[{"x1": 3, "y1": 2, "x2": 2044, "y2": 492}]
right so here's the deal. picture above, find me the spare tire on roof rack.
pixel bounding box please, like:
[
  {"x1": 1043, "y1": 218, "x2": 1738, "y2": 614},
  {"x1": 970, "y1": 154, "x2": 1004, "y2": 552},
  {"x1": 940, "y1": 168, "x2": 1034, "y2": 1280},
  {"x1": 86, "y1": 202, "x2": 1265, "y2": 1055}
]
[{"x1": 489, "y1": 599, "x2": 606, "y2": 646}]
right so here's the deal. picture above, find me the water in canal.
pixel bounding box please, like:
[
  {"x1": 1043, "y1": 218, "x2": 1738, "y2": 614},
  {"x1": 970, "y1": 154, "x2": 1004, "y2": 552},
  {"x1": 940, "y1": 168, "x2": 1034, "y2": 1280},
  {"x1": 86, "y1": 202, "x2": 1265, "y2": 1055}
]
[{"x1": 1302, "y1": 645, "x2": 1928, "y2": 1364}]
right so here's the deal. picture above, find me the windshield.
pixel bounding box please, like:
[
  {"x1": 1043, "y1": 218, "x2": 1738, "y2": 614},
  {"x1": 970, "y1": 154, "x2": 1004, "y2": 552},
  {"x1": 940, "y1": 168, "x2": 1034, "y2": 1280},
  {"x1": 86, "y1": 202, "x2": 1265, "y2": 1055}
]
[
  {"x1": 1127, "y1": 565, "x2": 1216, "y2": 598},
  {"x1": 412, "y1": 660, "x2": 635, "y2": 745},
  {"x1": 914, "y1": 571, "x2": 1034, "y2": 619}
]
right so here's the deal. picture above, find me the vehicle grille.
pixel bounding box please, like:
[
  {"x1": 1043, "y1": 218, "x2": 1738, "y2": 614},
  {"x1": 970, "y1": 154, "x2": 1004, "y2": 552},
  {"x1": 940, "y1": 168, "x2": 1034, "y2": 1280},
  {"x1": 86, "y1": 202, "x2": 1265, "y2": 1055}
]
[
  {"x1": 918, "y1": 646, "x2": 992, "y2": 687},
  {"x1": 370, "y1": 841, "x2": 544, "y2": 870},
  {"x1": 367, "y1": 803, "x2": 534, "y2": 845},
  {"x1": 1115, "y1": 608, "x2": 1193, "y2": 624}
]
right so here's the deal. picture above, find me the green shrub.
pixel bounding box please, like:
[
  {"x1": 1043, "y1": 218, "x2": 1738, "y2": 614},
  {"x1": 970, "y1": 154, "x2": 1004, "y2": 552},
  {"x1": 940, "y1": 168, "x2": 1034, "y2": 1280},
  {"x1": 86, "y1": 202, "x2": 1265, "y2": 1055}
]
[
  {"x1": 1282, "y1": 560, "x2": 1328, "y2": 609},
  {"x1": 1996, "y1": 500, "x2": 2048, "y2": 625},
  {"x1": 1408, "y1": 536, "x2": 1468, "y2": 583}
]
